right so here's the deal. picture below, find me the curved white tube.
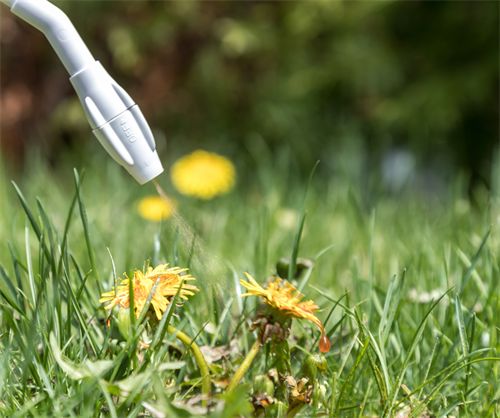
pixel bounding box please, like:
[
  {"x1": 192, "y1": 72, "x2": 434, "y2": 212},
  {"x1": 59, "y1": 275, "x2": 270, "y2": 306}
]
[
  {"x1": 1, "y1": 0, "x2": 16, "y2": 9},
  {"x1": 10, "y1": 0, "x2": 94, "y2": 76},
  {"x1": 0, "y1": 0, "x2": 164, "y2": 184}
]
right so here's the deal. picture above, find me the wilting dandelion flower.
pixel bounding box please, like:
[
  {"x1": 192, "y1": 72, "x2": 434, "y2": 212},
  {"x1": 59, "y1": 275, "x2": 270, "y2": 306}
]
[
  {"x1": 99, "y1": 264, "x2": 198, "y2": 320},
  {"x1": 170, "y1": 150, "x2": 236, "y2": 199},
  {"x1": 240, "y1": 273, "x2": 331, "y2": 353},
  {"x1": 137, "y1": 196, "x2": 175, "y2": 222}
]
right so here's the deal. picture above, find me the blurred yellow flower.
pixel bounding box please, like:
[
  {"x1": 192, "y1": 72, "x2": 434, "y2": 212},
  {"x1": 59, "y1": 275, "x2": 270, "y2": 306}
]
[
  {"x1": 99, "y1": 264, "x2": 198, "y2": 320},
  {"x1": 137, "y1": 196, "x2": 174, "y2": 222},
  {"x1": 240, "y1": 273, "x2": 331, "y2": 353},
  {"x1": 171, "y1": 150, "x2": 236, "y2": 199}
]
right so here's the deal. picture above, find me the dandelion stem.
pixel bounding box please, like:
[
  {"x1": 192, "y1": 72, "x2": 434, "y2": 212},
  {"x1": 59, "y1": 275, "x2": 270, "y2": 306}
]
[
  {"x1": 167, "y1": 325, "x2": 211, "y2": 407},
  {"x1": 286, "y1": 401, "x2": 306, "y2": 418},
  {"x1": 226, "y1": 338, "x2": 263, "y2": 394}
]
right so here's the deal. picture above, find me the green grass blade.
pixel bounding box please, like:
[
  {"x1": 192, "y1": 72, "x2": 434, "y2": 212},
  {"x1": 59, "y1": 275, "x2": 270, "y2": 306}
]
[
  {"x1": 288, "y1": 160, "x2": 319, "y2": 281},
  {"x1": 384, "y1": 288, "x2": 453, "y2": 417},
  {"x1": 107, "y1": 248, "x2": 117, "y2": 298},
  {"x1": 0, "y1": 262, "x2": 21, "y2": 307},
  {"x1": 409, "y1": 358, "x2": 499, "y2": 417},
  {"x1": 351, "y1": 310, "x2": 387, "y2": 402},
  {"x1": 334, "y1": 336, "x2": 370, "y2": 416},
  {"x1": 210, "y1": 296, "x2": 234, "y2": 347},
  {"x1": 456, "y1": 295, "x2": 469, "y2": 359},
  {"x1": 11, "y1": 181, "x2": 42, "y2": 238},
  {"x1": 57, "y1": 176, "x2": 81, "y2": 278},
  {"x1": 368, "y1": 208, "x2": 375, "y2": 321},
  {"x1": 73, "y1": 169, "x2": 101, "y2": 289},
  {"x1": 437, "y1": 382, "x2": 487, "y2": 418},
  {"x1": 36, "y1": 197, "x2": 56, "y2": 273},
  {"x1": 138, "y1": 282, "x2": 185, "y2": 372},
  {"x1": 24, "y1": 218, "x2": 37, "y2": 307},
  {"x1": 395, "y1": 348, "x2": 490, "y2": 407},
  {"x1": 459, "y1": 228, "x2": 490, "y2": 296},
  {"x1": 297, "y1": 243, "x2": 334, "y2": 293},
  {"x1": 61, "y1": 263, "x2": 99, "y2": 356},
  {"x1": 382, "y1": 269, "x2": 405, "y2": 348},
  {"x1": 465, "y1": 312, "x2": 476, "y2": 393},
  {"x1": 136, "y1": 274, "x2": 163, "y2": 325},
  {"x1": 71, "y1": 254, "x2": 93, "y2": 308},
  {"x1": 358, "y1": 316, "x2": 391, "y2": 397},
  {"x1": 7, "y1": 242, "x2": 23, "y2": 302},
  {"x1": 0, "y1": 290, "x2": 27, "y2": 323},
  {"x1": 379, "y1": 274, "x2": 396, "y2": 348},
  {"x1": 76, "y1": 270, "x2": 92, "y2": 302},
  {"x1": 312, "y1": 291, "x2": 348, "y2": 348}
]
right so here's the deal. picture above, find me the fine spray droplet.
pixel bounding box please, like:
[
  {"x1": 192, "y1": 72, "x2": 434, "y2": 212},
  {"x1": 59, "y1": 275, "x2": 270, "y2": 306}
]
[{"x1": 319, "y1": 333, "x2": 331, "y2": 353}]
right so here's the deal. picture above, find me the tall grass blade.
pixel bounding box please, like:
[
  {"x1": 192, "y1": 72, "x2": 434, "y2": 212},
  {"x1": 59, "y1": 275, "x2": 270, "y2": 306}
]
[
  {"x1": 384, "y1": 289, "x2": 453, "y2": 417},
  {"x1": 136, "y1": 274, "x2": 163, "y2": 325},
  {"x1": 7, "y1": 242, "x2": 23, "y2": 302},
  {"x1": 57, "y1": 177, "x2": 82, "y2": 278},
  {"x1": 25, "y1": 218, "x2": 36, "y2": 307},
  {"x1": 107, "y1": 248, "x2": 117, "y2": 298},
  {"x1": 379, "y1": 274, "x2": 396, "y2": 348},
  {"x1": 368, "y1": 208, "x2": 375, "y2": 320},
  {"x1": 409, "y1": 358, "x2": 499, "y2": 417},
  {"x1": 460, "y1": 228, "x2": 490, "y2": 296},
  {"x1": 297, "y1": 244, "x2": 334, "y2": 293},
  {"x1": 0, "y1": 262, "x2": 21, "y2": 307},
  {"x1": 0, "y1": 288, "x2": 28, "y2": 319},
  {"x1": 437, "y1": 382, "x2": 487, "y2": 418},
  {"x1": 11, "y1": 182, "x2": 42, "y2": 238},
  {"x1": 456, "y1": 295, "x2": 469, "y2": 359},
  {"x1": 139, "y1": 282, "x2": 185, "y2": 371},
  {"x1": 61, "y1": 263, "x2": 99, "y2": 356},
  {"x1": 36, "y1": 197, "x2": 56, "y2": 273},
  {"x1": 76, "y1": 270, "x2": 92, "y2": 302},
  {"x1": 288, "y1": 160, "x2": 319, "y2": 281},
  {"x1": 334, "y1": 337, "x2": 369, "y2": 417},
  {"x1": 73, "y1": 169, "x2": 101, "y2": 288},
  {"x1": 210, "y1": 296, "x2": 234, "y2": 347},
  {"x1": 465, "y1": 312, "x2": 476, "y2": 393},
  {"x1": 352, "y1": 310, "x2": 387, "y2": 402}
]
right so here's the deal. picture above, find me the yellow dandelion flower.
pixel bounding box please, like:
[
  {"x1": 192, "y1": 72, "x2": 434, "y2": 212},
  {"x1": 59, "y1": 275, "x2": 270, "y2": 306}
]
[
  {"x1": 240, "y1": 273, "x2": 331, "y2": 353},
  {"x1": 137, "y1": 195, "x2": 175, "y2": 222},
  {"x1": 171, "y1": 150, "x2": 236, "y2": 200},
  {"x1": 99, "y1": 264, "x2": 198, "y2": 320}
]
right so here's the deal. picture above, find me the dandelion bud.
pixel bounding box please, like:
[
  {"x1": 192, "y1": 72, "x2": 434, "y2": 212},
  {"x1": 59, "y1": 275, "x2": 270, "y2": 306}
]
[
  {"x1": 267, "y1": 401, "x2": 288, "y2": 418},
  {"x1": 253, "y1": 375, "x2": 275, "y2": 396},
  {"x1": 303, "y1": 353, "x2": 327, "y2": 380},
  {"x1": 110, "y1": 306, "x2": 131, "y2": 341},
  {"x1": 276, "y1": 257, "x2": 315, "y2": 280},
  {"x1": 318, "y1": 384, "x2": 327, "y2": 405}
]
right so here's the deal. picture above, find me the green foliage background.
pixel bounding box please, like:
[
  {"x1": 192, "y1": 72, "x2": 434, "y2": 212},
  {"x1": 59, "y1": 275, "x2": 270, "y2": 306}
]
[{"x1": 1, "y1": 1, "x2": 498, "y2": 185}]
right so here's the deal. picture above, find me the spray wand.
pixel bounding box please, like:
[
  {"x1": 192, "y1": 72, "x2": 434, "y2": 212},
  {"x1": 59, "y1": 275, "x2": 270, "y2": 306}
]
[{"x1": 0, "y1": 0, "x2": 164, "y2": 184}]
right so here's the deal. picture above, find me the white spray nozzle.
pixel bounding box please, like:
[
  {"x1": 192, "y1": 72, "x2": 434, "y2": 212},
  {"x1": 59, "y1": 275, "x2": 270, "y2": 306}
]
[
  {"x1": 2, "y1": 0, "x2": 164, "y2": 184},
  {"x1": 70, "y1": 61, "x2": 164, "y2": 185}
]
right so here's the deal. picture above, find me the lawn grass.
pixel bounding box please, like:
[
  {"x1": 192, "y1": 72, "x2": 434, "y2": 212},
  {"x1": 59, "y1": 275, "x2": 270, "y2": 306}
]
[{"x1": 0, "y1": 146, "x2": 499, "y2": 417}]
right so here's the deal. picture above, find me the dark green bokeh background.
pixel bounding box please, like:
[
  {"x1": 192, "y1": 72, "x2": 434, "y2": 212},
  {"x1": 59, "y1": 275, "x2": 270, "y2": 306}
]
[{"x1": 1, "y1": 1, "x2": 498, "y2": 191}]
